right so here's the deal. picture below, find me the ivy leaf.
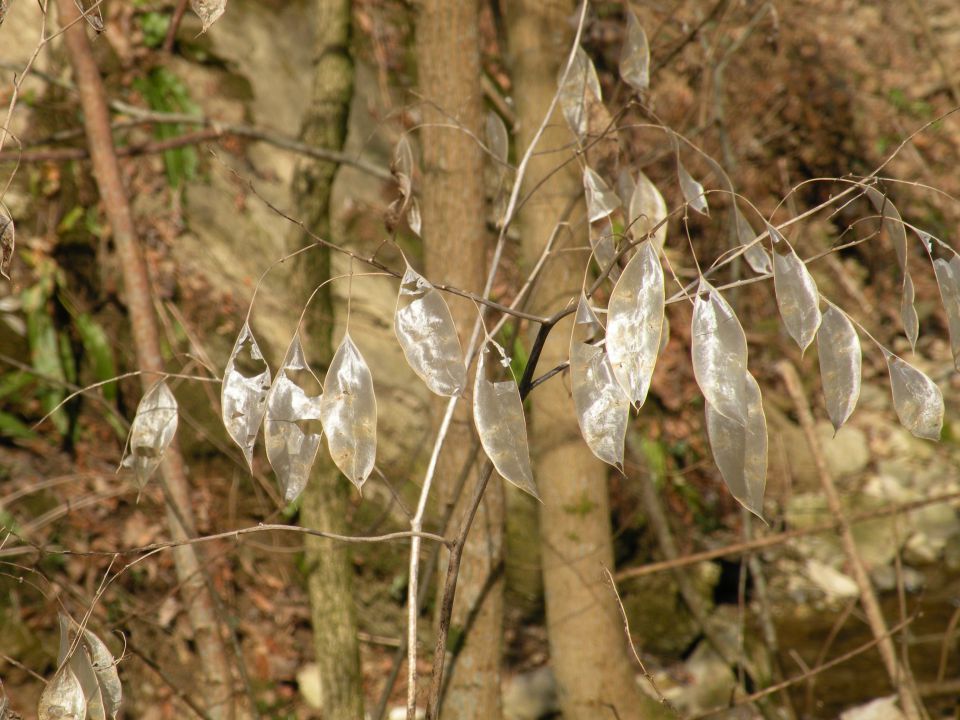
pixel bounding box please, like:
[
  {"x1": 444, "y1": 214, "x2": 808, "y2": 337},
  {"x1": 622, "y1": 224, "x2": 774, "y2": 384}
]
[
  {"x1": 474, "y1": 341, "x2": 539, "y2": 499},
  {"x1": 619, "y1": 9, "x2": 650, "y2": 92},
  {"x1": 770, "y1": 224, "x2": 821, "y2": 353},
  {"x1": 122, "y1": 380, "x2": 178, "y2": 489},
  {"x1": 885, "y1": 353, "x2": 943, "y2": 440},
  {"x1": 394, "y1": 263, "x2": 467, "y2": 397},
  {"x1": 607, "y1": 240, "x2": 664, "y2": 407},
  {"x1": 583, "y1": 167, "x2": 620, "y2": 223},
  {"x1": 190, "y1": 0, "x2": 226, "y2": 33},
  {"x1": 221, "y1": 323, "x2": 271, "y2": 471},
  {"x1": 628, "y1": 169, "x2": 668, "y2": 252},
  {"x1": 570, "y1": 295, "x2": 629, "y2": 468},
  {"x1": 321, "y1": 334, "x2": 377, "y2": 491},
  {"x1": 816, "y1": 305, "x2": 861, "y2": 432},
  {"x1": 705, "y1": 371, "x2": 767, "y2": 519},
  {"x1": 677, "y1": 160, "x2": 708, "y2": 216},
  {"x1": 691, "y1": 279, "x2": 748, "y2": 424},
  {"x1": 265, "y1": 335, "x2": 324, "y2": 503}
]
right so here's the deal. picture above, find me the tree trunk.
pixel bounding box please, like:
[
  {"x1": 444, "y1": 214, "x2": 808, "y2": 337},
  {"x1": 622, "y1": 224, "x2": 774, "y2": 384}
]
[
  {"x1": 415, "y1": 1, "x2": 504, "y2": 718},
  {"x1": 505, "y1": 2, "x2": 672, "y2": 718},
  {"x1": 291, "y1": 1, "x2": 364, "y2": 719},
  {"x1": 55, "y1": 3, "x2": 237, "y2": 717}
]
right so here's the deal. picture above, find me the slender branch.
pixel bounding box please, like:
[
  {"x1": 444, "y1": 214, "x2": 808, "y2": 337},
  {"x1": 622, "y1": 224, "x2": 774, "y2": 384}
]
[
  {"x1": 614, "y1": 488, "x2": 960, "y2": 581},
  {"x1": 777, "y1": 360, "x2": 922, "y2": 720},
  {"x1": 690, "y1": 615, "x2": 917, "y2": 719},
  {"x1": 162, "y1": 0, "x2": 190, "y2": 53},
  {"x1": 0, "y1": 522, "x2": 449, "y2": 560},
  {"x1": 54, "y1": 1, "x2": 236, "y2": 714},
  {"x1": 0, "y1": 62, "x2": 392, "y2": 180}
]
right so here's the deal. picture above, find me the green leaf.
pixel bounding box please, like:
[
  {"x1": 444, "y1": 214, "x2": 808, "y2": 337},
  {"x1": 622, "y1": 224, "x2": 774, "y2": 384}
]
[
  {"x1": 0, "y1": 410, "x2": 38, "y2": 440},
  {"x1": 139, "y1": 11, "x2": 171, "y2": 48},
  {"x1": 73, "y1": 313, "x2": 118, "y2": 400},
  {"x1": 133, "y1": 68, "x2": 200, "y2": 188},
  {"x1": 0, "y1": 371, "x2": 32, "y2": 402}
]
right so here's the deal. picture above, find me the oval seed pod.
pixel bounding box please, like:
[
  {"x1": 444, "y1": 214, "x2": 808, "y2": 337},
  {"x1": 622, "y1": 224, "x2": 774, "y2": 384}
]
[
  {"x1": 901, "y1": 271, "x2": 919, "y2": 352},
  {"x1": 885, "y1": 353, "x2": 943, "y2": 441},
  {"x1": 607, "y1": 240, "x2": 664, "y2": 407},
  {"x1": 816, "y1": 305, "x2": 861, "y2": 432},
  {"x1": 866, "y1": 186, "x2": 908, "y2": 271},
  {"x1": 485, "y1": 110, "x2": 509, "y2": 167},
  {"x1": 628, "y1": 169, "x2": 668, "y2": 252},
  {"x1": 70, "y1": 645, "x2": 105, "y2": 720},
  {"x1": 678, "y1": 160, "x2": 708, "y2": 216},
  {"x1": 473, "y1": 341, "x2": 539, "y2": 499},
  {"x1": 221, "y1": 322, "x2": 271, "y2": 470},
  {"x1": 733, "y1": 208, "x2": 772, "y2": 275},
  {"x1": 691, "y1": 279, "x2": 748, "y2": 424},
  {"x1": 321, "y1": 334, "x2": 377, "y2": 491},
  {"x1": 123, "y1": 380, "x2": 178, "y2": 490},
  {"x1": 190, "y1": 0, "x2": 226, "y2": 33},
  {"x1": 38, "y1": 664, "x2": 85, "y2": 720},
  {"x1": 589, "y1": 216, "x2": 620, "y2": 283},
  {"x1": 394, "y1": 263, "x2": 467, "y2": 397},
  {"x1": 770, "y1": 224, "x2": 821, "y2": 353},
  {"x1": 559, "y1": 46, "x2": 602, "y2": 140},
  {"x1": 616, "y1": 168, "x2": 636, "y2": 210},
  {"x1": 570, "y1": 294, "x2": 630, "y2": 468},
  {"x1": 705, "y1": 371, "x2": 767, "y2": 519},
  {"x1": 265, "y1": 335, "x2": 324, "y2": 503},
  {"x1": 583, "y1": 167, "x2": 620, "y2": 223},
  {"x1": 619, "y1": 9, "x2": 650, "y2": 92},
  {"x1": 81, "y1": 629, "x2": 122, "y2": 720},
  {"x1": 0, "y1": 211, "x2": 14, "y2": 279},
  {"x1": 932, "y1": 256, "x2": 960, "y2": 369}
]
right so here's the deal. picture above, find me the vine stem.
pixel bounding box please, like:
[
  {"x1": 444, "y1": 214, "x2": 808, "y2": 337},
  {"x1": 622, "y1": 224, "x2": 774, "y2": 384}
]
[{"x1": 405, "y1": 4, "x2": 591, "y2": 718}]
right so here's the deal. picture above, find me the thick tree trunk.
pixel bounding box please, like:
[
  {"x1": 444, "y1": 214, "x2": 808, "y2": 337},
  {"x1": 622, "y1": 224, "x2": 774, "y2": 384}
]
[
  {"x1": 415, "y1": 2, "x2": 504, "y2": 718},
  {"x1": 505, "y1": 2, "x2": 672, "y2": 718},
  {"x1": 291, "y1": 1, "x2": 364, "y2": 719},
  {"x1": 55, "y1": 3, "x2": 236, "y2": 717}
]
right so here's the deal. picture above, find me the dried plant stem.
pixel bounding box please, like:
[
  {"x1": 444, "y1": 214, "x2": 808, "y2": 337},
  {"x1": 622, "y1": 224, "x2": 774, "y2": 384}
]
[
  {"x1": 615, "y1": 487, "x2": 960, "y2": 581},
  {"x1": 55, "y1": 2, "x2": 234, "y2": 716},
  {"x1": 628, "y1": 434, "x2": 780, "y2": 720},
  {"x1": 776, "y1": 360, "x2": 923, "y2": 720}
]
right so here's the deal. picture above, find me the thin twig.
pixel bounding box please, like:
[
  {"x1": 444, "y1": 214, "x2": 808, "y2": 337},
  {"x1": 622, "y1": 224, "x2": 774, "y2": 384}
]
[
  {"x1": 614, "y1": 489, "x2": 960, "y2": 581},
  {"x1": 777, "y1": 360, "x2": 923, "y2": 720}
]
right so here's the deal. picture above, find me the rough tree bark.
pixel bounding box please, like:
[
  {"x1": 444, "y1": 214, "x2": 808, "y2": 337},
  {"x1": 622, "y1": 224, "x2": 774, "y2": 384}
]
[
  {"x1": 289, "y1": 1, "x2": 365, "y2": 718},
  {"x1": 55, "y1": 1, "x2": 235, "y2": 716},
  {"x1": 415, "y1": 1, "x2": 504, "y2": 718},
  {"x1": 506, "y1": 2, "x2": 672, "y2": 718}
]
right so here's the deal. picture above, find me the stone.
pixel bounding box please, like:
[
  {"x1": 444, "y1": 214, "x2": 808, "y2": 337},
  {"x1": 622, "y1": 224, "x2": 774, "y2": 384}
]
[
  {"x1": 503, "y1": 666, "x2": 559, "y2": 720},
  {"x1": 296, "y1": 662, "x2": 323, "y2": 711}
]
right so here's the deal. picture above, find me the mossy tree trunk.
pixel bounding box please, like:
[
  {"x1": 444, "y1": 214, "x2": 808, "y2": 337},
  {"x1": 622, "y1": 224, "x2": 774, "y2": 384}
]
[
  {"x1": 415, "y1": 1, "x2": 504, "y2": 718},
  {"x1": 291, "y1": 1, "x2": 364, "y2": 719},
  {"x1": 505, "y1": 2, "x2": 673, "y2": 718}
]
